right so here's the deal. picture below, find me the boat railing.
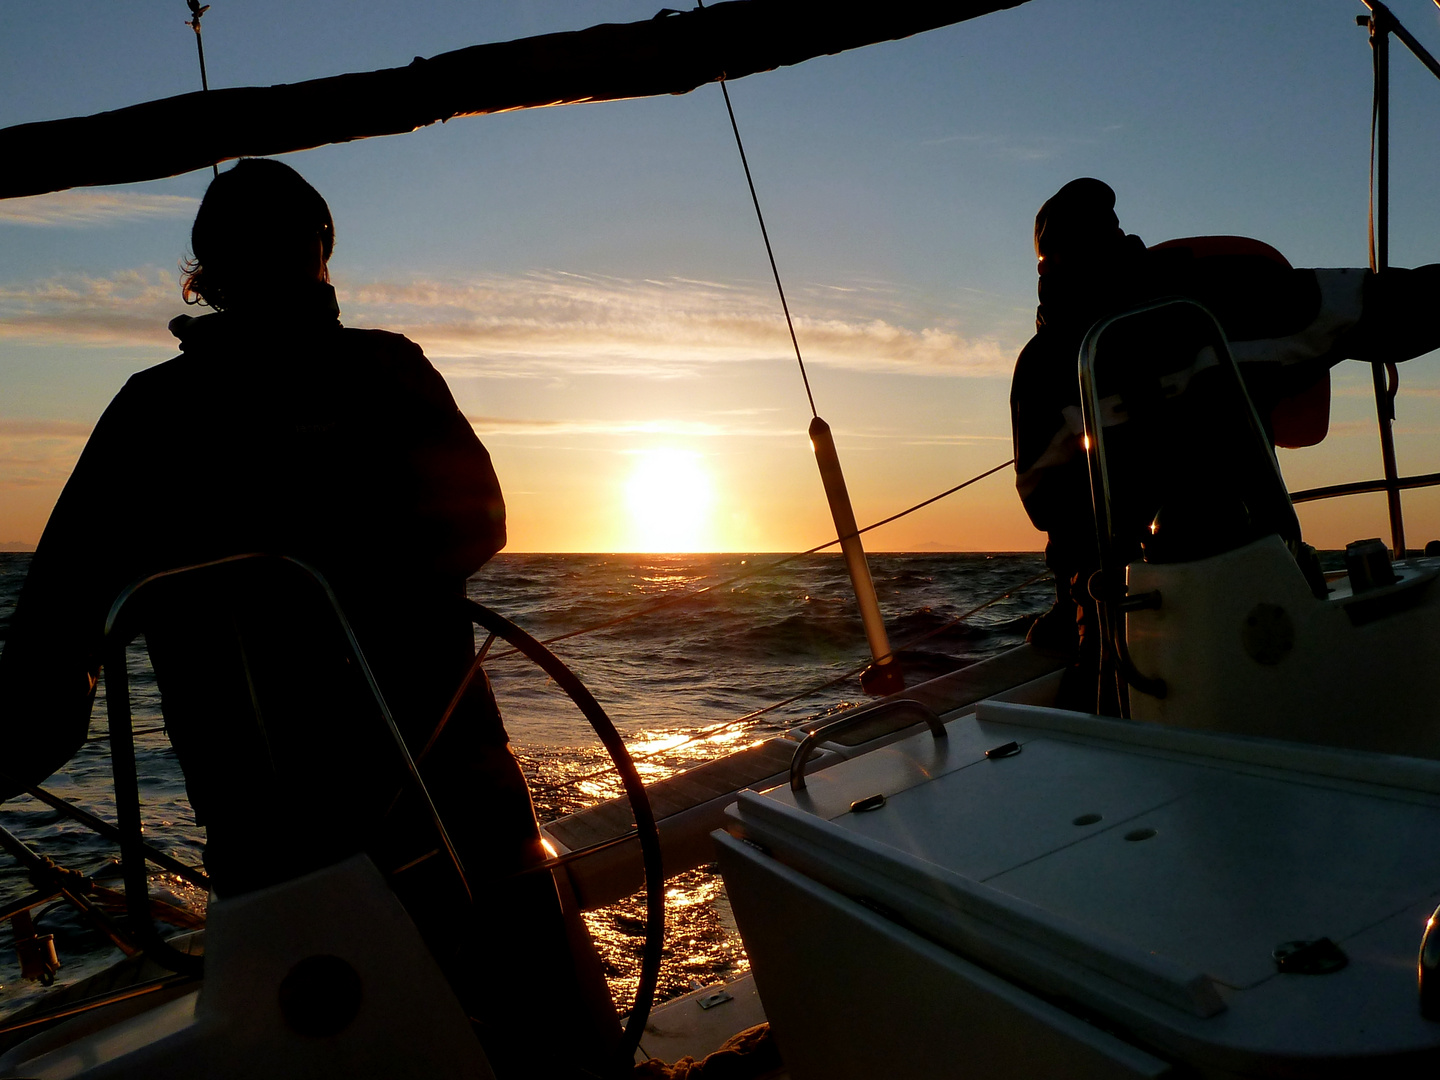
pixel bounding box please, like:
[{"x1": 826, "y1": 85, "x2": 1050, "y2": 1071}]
[
  {"x1": 1290, "y1": 471, "x2": 1440, "y2": 511},
  {"x1": 1066, "y1": 5, "x2": 1440, "y2": 717},
  {"x1": 100, "y1": 553, "x2": 470, "y2": 979},
  {"x1": 1080, "y1": 297, "x2": 1301, "y2": 704},
  {"x1": 1353, "y1": 1, "x2": 1440, "y2": 557},
  {"x1": 2, "y1": 555, "x2": 670, "y2": 1068},
  {"x1": 789, "y1": 698, "x2": 946, "y2": 792}
]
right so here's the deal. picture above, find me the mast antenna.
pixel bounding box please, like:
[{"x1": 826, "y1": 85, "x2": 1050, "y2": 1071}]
[{"x1": 185, "y1": 0, "x2": 219, "y2": 178}]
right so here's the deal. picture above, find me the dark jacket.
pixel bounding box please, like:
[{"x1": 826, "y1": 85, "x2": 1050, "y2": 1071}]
[
  {"x1": 0, "y1": 286, "x2": 507, "y2": 885},
  {"x1": 1011, "y1": 238, "x2": 1440, "y2": 582}
]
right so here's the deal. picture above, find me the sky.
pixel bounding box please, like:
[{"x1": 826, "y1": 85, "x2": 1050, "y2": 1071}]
[{"x1": 3, "y1": 0, "x2": 1440, "y2": 553}]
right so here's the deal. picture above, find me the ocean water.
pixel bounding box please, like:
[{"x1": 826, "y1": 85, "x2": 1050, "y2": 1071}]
[{"x1": 0, "y1": 550, "x2": 1048, "y2": 1020}]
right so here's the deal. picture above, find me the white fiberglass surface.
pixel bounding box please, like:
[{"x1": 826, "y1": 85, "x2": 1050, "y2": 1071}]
[{"x1": 759, "y1": 716, "x2": 1440, "y2": 991}]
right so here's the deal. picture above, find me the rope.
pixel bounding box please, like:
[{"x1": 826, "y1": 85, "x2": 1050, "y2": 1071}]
[
  {"x1": 530, "y1": 567, "x2": 1050, "y2": 794},
  {"x1": 842, "y1": 458, "x2": 1013, "y2": 538},
  {"x1": 485, "y1": 458, "x2": 1014, "y2": 659}
]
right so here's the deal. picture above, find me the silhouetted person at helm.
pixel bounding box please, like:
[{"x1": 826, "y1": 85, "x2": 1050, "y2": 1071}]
[
  {"x1": 1012, "y1": 177, "x2": 1440, "y2": 711},
  {"x1": 0, "y1": 159, "x2": 614, "y2": 1079}
]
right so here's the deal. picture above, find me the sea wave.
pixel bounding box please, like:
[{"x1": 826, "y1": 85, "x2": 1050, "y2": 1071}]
[{"x1": 0, "y1": 550, "x2": 1048, "y2": 1015}]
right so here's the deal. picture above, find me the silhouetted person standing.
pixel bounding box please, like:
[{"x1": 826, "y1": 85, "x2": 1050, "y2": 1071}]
[
  {"x1": 1013, "y1": 177, "x2": 1440, "y2": 711},
  {"x1": 0, "y1": 159, "x2": 613, "y2": 1079}
]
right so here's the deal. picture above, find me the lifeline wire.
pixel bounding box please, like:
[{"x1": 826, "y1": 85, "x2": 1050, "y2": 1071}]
[
  {"x1": 531, "y1": 567, "x2": 1051, "y2": 794},
  {"x1": 485, "y1": 457, "x2": 1014, "y2": 657},
  {"x1": 699, "y1": 0, "x2": 818, "y2": 418}
]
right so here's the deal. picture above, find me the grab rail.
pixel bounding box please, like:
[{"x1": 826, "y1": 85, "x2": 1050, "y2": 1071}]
[
  {"x1": 790, "y1": 698, "x2": 945, "y2": 792},
  {"x1": 1291, "y1": 471, "x2": 1440, "y2": 505},
  {"x1": 101, "y1": 553, "x2": 469, "y2": 979}
]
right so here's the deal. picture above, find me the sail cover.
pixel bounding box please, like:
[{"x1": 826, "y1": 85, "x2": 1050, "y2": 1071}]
[{"x1": 0, "y1": 0, "x2": 1027, "y2": 200}]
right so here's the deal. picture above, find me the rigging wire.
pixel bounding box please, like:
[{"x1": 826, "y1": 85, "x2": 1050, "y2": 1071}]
[
  {"x1": 483, "y1": 457, "x2": 1014, "y2": 658},
  {"x1": 530, "y1": 568, "x2": 1051, "y2": 795},
  {"x1": 185, "y1": 0, "x2": 219, "y2": 179},
  {"x1": 698, "y1": 0, "x2": 817, "y2": 417}
]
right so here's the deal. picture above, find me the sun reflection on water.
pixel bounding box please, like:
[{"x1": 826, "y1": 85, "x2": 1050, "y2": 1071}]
[{"x1": 519, "y1": 728, "x2": 760, "y2": 1007}]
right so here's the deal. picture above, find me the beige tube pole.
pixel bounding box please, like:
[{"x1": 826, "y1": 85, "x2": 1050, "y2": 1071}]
[{"x1": 809, "y1": 416, "x2": 904, "y2": 694}]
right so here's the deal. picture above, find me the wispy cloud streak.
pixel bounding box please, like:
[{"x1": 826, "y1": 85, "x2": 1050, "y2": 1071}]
[
  {"x1": 467, "y1": 415, "x2": 792, "y2": 438},
  {"x1": 0, "y1": 191, "x2": 198, "y2": 227},
  {"x1": 351, "y1": 270, "x2": 1010, "y2": 378},
  {"x1": 0, "y1": 267, "x2": 1013, "y2": 376},
  {"x1": 0, "y1": 270, "x2": 179, "y2": 348}
]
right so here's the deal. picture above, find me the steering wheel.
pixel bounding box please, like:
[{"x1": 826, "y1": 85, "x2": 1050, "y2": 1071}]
[
  {"x1": 100, "y1": 557, "x2": 664, "y2": 1078},
  {"x1": 456, "y1": 598, "x2": 665, "y2": 1077}
]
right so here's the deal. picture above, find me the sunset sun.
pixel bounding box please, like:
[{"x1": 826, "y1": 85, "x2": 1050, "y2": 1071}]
[{"x1": 624, "y1": 447, "x2": 714, "y2": 552}]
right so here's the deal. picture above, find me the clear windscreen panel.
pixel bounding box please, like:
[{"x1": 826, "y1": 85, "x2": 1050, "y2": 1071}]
[{"x1": 1080, "y1": 298, "x2": 1301, "y2": 572}]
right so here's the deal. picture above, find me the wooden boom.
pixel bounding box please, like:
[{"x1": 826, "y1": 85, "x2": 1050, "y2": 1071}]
[{"x1": 0, "y1": 0, "x2": 1027, "y2": 200}]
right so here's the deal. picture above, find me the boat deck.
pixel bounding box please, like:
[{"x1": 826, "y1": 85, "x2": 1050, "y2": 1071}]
[{"x1": 634, "y1": 973, "x2": 784, "y2": 1078}]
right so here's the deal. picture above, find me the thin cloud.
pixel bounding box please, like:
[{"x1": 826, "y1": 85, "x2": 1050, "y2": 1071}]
[
  {"x1": 0, "y1": 191, "x2": 198, "y2": 227},
  {"x1": 465, "y1": 414, "x2": 1007, "y2": 446},
  {"x1": 0, "y1": 267, "x2": 1015, "y2": 376},
  {"x1": 348, "y1": 271, "x2": 1011, "y2": 378},
  {"x1": 0, "y1": 270, "x2": 179, "y2": 348},
  {"x1": 467, "y1": 416, "x2": 792, "y2": 438}
]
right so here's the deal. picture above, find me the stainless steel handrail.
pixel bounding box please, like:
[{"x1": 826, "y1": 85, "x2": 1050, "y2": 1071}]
[
  {"x1": 790, "y1": 698, "x2": 945, "y2": 792},
  {"x1": 102, "y1": 553, "x2": 470, "y2": 979},
  {"x1": 1291, "y1": 471, "x2": 1440, "y2": 505},
  {"x1": 1078, "y1": 297, "x2": 1301, "y2": 706}
]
